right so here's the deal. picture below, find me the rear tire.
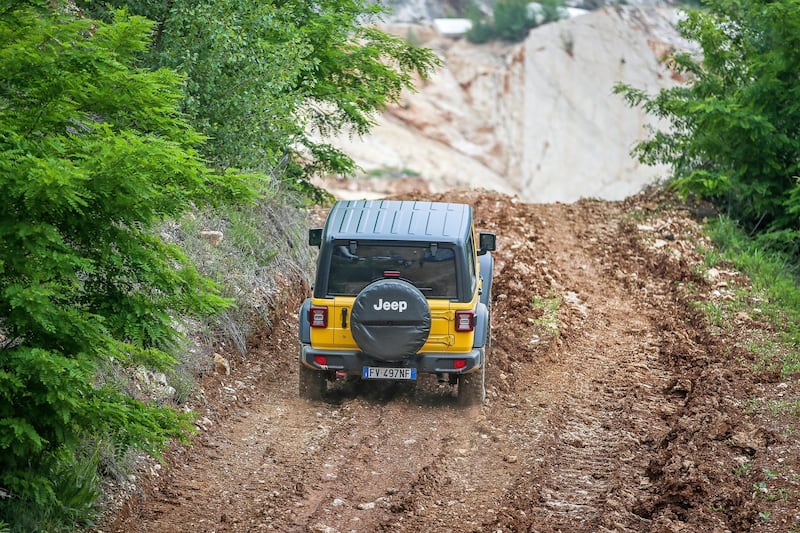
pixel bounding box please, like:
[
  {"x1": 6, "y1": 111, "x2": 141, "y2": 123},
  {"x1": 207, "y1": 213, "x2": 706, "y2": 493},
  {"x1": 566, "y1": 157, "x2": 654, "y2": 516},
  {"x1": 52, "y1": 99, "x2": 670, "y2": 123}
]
[
  {"x1": 299, "y1": 364, "x2": 326, "y2": 401},
  {"x1": 457, "y1": 352, "x2": 486, "y2": 406}
]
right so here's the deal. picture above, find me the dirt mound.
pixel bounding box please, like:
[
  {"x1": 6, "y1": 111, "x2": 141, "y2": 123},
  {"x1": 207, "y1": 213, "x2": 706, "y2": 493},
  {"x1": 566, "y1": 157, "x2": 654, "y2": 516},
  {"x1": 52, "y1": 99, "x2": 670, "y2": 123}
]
[{"x1": 102, "y1": 190, "x2": 799, "y2": 533}]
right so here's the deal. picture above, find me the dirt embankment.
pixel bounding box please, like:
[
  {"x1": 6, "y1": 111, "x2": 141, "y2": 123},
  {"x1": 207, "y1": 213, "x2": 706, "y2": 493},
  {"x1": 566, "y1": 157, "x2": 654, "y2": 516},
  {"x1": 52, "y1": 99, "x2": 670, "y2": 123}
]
[{"x1": 102, "y1": 190, "x2": 799, "y2": 533}]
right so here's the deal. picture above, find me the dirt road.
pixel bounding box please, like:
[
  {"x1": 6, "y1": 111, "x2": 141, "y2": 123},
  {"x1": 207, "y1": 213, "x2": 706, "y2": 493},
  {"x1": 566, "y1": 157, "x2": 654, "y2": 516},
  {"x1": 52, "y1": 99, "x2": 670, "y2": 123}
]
[{"x1": 104, "y1": 190, "x2": 798, "y2": 532}]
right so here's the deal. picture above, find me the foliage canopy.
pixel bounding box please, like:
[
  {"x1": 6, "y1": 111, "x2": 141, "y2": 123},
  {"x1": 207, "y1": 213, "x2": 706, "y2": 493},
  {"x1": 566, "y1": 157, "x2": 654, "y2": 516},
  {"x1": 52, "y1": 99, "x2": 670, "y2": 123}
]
[
  {"x1": 0, "y1": 1, "x2": 258, "y2": 525},
  {"x1": 615, "y1": 0, "x2": 800, "y2": 253},
  {"x1": 77, "y1": 0, "x2": 441, "y2": 202}
]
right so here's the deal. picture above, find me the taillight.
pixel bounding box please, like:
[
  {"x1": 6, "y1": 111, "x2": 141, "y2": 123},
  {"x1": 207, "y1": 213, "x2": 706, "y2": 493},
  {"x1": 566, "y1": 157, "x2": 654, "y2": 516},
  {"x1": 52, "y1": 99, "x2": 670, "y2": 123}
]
[
  {"x1": 453, "y1": 359, "x2": 468, "y2": 370},
  {"x1": 313, "y1": 355, "x2": 328, "y2": 366},
  {"x1": 455, "y1": 311, "x2": 475, "y2": 332},
  {"x1": 309, "y1": 306, "x2": 328, "y2": 328}
]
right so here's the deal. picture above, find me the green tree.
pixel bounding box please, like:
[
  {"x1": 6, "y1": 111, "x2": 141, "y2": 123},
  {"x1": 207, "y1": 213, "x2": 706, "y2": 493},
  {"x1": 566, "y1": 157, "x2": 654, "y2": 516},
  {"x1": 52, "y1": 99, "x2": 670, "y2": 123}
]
[
  {"x1": 537, "y1": 0, "x2": 569, "y2": 24},
  {"x1": 615, "y1": 0, "x2": 800, "y2": 249},
  {"x1": 493, "y1": 0, "x2": 533, "y2": 41},
  {"x1": 77, "y1": 0, "x2": 440, "y2": 202},
  {"x1": 466, "y1": 0, "x2": 567, "y2": 44},
  {"x1": 465, "y1": 3, "x2": 497, "y2": 44},
  {"x1": 0, "y1": 2, "x2": 258, "y2": 527}
]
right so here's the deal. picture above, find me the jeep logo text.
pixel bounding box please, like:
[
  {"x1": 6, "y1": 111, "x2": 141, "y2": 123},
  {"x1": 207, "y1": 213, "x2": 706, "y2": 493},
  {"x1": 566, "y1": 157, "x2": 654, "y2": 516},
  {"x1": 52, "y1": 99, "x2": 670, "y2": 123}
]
[{"x1": 374, "y1": 298, "x2": 407, "y2": 312}]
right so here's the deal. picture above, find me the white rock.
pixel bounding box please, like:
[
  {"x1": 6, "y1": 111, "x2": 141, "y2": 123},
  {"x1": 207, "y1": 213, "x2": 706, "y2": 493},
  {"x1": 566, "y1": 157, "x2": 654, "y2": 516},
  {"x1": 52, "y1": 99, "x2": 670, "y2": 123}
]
[
  {"x1": 433, "y1": 18, "x2": 472, "y2": 37},
  {"x1": 200, "y1": 230, "x2": 224, "y2": 246},
  {"x1": 329, "y1": 7, "x2": 691, "y2": 203}
]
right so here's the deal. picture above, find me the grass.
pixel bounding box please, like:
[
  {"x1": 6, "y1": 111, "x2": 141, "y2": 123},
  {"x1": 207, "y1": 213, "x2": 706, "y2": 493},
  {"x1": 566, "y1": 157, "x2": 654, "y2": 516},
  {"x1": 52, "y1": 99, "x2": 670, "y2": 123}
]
[
  {"x1": 766, "y1": 399, "x2": 800, "y2": 417},
  {"x1": 170, "y1": 190, "x2": 313, "y2": 358},
  {"x1": 750, "y1": 467, "x2": 796, "y2": 503},
  {"x1": 692, "y1": 299, "x2": 726, "y2": 327},
  {"x1": 734, "y1": 460, "x2": 752, "y2": 477},
  {"x1": 744, "y1": 397, "x2": 800, "y2": 420},
  {"x1": 0, "y1": 445, "x2": 103, "y2": 532},
  {"x1": 745, "y1": 339, "x2": 782, "y2": 372},
  {"x1": 701, "y1": 216, "x2": 800, "y2": 376},
  {"x1": 530, "y1": 293, "x2": 561, "y2": 335},
  {"x1": 366, "y1": 166, "x2": 421, "y2": 179},
  {"x1": 732, "y1": 461, "x2": 798, "y2": 524}
]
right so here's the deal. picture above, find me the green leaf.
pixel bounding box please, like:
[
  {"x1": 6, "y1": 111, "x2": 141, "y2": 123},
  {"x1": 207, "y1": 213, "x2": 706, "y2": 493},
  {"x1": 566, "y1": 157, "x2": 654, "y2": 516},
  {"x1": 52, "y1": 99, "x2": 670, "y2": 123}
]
[{"x1": 618, "y1": 0, "x2": 800, "y2": 239}]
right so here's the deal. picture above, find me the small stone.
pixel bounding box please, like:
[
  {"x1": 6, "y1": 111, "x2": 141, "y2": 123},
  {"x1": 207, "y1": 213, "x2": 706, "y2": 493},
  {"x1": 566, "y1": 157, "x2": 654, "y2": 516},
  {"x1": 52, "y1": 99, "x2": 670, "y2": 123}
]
[
  {"x1": 200, "y1": 230, "x2": 224, "y2": 246},
  {"x1": 214, "y1": 353, "x2": 231, "y2": 375}
]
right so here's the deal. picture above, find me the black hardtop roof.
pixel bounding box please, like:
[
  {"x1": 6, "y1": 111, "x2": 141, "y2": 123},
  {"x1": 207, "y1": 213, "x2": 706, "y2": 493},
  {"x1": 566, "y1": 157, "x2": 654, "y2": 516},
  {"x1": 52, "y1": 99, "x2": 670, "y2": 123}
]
[{"x1": 323, "y1": 200, "x2": 473, "y2": 244}]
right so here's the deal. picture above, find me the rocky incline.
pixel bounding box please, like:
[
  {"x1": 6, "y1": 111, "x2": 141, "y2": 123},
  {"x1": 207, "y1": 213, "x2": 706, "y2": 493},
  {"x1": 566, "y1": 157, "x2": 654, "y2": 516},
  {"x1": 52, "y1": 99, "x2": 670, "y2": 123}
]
[
  {"x1": 325, "y1": 6, "x2": 694, "y2": 203},
  {"x1": 103, "y1": 190, "x2": 800, "y2": 533}
]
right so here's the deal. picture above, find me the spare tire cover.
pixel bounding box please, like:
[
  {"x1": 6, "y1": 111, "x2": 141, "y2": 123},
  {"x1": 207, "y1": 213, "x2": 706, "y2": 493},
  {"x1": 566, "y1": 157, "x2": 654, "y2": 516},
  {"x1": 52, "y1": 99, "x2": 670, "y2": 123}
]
[{"x1": 350, "y1": 279, "x2": 431, "y2": 361}]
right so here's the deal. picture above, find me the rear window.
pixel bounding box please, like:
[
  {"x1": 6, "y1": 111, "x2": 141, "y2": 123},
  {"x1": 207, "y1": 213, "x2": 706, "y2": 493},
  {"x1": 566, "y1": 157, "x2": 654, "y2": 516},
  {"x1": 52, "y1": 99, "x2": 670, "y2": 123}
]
[{"x1": 327, "y1": 243, "x2": 457, "y2": 298}]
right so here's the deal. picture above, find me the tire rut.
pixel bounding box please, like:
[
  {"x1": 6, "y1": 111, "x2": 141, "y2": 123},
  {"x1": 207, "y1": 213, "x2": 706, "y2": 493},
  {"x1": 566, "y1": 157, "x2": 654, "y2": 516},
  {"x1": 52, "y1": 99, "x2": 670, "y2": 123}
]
[
  {"x1": 489, "y1": 202, "x2": 681, "y2": 531},
  {"x1": 287, "y1": 396, "x2": 469, "y2": 532}
]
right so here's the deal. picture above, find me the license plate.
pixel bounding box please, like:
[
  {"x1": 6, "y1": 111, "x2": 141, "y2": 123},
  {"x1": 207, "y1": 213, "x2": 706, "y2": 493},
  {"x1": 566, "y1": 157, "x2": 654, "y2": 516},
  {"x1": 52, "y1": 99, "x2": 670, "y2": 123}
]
[{"x1": 362, "y1": 367, "x2": 417, "y2": 380}]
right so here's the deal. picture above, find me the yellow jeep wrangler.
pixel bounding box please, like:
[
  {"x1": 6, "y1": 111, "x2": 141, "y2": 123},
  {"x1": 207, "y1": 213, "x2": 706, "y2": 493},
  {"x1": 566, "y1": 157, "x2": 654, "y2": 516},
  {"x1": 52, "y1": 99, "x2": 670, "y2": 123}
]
[{"x1": 298, "y1": 200, "x2": 496, "y2": 405}]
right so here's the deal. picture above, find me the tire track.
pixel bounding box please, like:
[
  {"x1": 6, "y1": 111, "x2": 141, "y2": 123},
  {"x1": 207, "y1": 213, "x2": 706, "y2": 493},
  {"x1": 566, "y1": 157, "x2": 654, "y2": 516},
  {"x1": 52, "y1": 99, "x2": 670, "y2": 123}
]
[{"x1": 489, "y1": 202, "x2": 680, "y2": 531}]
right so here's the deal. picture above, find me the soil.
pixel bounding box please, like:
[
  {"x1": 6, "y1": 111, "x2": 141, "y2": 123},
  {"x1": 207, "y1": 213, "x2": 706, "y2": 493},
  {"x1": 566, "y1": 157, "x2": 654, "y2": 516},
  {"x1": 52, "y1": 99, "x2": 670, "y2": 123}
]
[{"x1": 100, "y1": 189, "x2": 800, "y2": 533}]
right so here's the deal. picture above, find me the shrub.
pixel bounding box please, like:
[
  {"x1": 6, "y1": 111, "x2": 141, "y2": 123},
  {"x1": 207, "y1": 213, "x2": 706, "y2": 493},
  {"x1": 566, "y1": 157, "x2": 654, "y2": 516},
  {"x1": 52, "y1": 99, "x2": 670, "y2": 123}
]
[
  {"x1": 77, "y1": 0, "x2": 440, "y2": 201},
  {"x1": 0, "y1": 3, "x2": 258, "y2": 528},
  {"x1": 466, "y1": 0, "x2": 568, "y2": 44},
  {"x1": 615, "y1": 0, "x2": 800, "y2": 247},
  {"x1": 466, "y1": 7, "x2": 498, "y2": 44}
]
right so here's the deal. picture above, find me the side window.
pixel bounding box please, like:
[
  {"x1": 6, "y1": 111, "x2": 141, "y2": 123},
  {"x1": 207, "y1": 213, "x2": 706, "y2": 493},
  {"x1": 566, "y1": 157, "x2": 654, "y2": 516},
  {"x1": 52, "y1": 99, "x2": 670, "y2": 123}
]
[{"x1": 466, "y1": 235, "x2": 477, "y2": 295}]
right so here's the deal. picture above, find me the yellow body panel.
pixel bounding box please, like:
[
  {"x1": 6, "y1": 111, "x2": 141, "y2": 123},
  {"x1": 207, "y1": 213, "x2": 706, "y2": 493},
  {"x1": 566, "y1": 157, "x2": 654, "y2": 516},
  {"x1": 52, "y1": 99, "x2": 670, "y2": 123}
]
[
  {"x1": 309, "y1": 214, "x2": 486, "y2": 355},
  {"x1": 309, "y1": 292, "x2": 479, "y2": 354}
]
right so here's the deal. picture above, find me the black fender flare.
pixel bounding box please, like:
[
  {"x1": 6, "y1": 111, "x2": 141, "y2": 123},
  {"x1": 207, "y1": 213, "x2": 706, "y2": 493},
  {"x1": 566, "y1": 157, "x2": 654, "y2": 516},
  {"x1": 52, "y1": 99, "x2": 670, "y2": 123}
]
[
  {"x1": 472, "y1": 302, "x2": 490, "y2": 348},
  {"x1": 298, "y1": 298, "x2": 311, "y2": 344},
  {"x1": 478, "y1": 251, "x2": 494, "y2": 306}
]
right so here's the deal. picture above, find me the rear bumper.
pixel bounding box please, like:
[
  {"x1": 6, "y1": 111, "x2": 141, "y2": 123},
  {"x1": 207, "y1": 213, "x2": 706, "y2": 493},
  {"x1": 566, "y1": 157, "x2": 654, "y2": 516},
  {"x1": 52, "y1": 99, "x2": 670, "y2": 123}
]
[{"x1": 300, "y1": 344, "x2": 484, "y2": 376}]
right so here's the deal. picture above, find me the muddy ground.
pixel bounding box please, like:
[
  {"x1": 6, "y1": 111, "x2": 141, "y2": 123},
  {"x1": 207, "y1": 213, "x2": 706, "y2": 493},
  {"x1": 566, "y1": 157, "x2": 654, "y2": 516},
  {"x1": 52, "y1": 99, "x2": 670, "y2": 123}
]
[{"x1": 102, "y1": 190, "x2": 800, "y2": 532}]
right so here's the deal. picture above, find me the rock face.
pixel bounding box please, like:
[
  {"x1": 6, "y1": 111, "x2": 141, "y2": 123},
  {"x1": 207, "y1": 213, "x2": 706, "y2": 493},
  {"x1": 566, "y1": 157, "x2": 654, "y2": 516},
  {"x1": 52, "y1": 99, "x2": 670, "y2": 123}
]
[
  {"x1": 330, "y1": 6, "x2": 692, "y2": 202},
  {"x1": 517, "y1": 6, "x2": 684, "y2": 201}
]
